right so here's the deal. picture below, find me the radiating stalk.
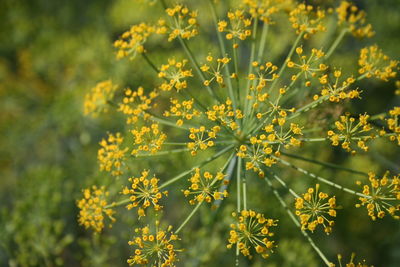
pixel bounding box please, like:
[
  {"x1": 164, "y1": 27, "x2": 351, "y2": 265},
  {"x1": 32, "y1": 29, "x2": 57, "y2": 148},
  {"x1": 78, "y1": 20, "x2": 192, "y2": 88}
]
[
  {"x1": 175, "y1": 201, "x2": 203, "y2": 234},
  {"x1": 325, "y1": 29, "x2": 348, "y2": 59}
]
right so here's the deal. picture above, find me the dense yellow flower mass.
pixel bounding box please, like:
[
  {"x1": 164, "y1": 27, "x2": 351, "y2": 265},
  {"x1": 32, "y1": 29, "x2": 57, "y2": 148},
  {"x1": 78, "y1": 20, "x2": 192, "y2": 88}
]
[
  {"x1": 295, "y1": 184, "x2": 337, "y2": 234},
  {"x1": 80, "y1": 0, "x2": 399, "y2": 265},
  {"x1": 227, "y1": 210, "x2": 278, "y2": 259},
  {"x1": 356, "y1": 172, "x2": 400, "y2": 220},
  {"x1": 77, "y1": 186, "x2": 115, "y2": 232},
  {"x1": 127, "y1": 222, "x2": 180, "y2": 266}
]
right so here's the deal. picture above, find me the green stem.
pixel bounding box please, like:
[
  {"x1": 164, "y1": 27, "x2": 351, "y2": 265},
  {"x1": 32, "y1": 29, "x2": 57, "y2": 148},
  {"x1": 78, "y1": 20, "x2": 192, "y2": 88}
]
[
  {"x1": 269, "y1": 32, "x2": 304, "y2": 93},
  {"x1": 257, "y1": 23, "x2": 269, "y2": 62},
  {"x1": 275, "y1": 157, "x2": 371, "y2": 198},
  {"x1": 264, "y1": 177, "x2": 332, "y2": 267},
  {"x1": 281, "y1": 151, "x2": 368, "y2": 177},
  {"x1": 236, "y1": 156, "x2": 242, "y2": 212},
  {"x1": 325, "y1": 29, "x2": 348, "y2": 60},
  {"x1": 232, "y1": 39, "x2": 240, "y2": 107},
  {"x1": 244, "y1": 19, "x2": 258, "y2": 119},
  {"x1": 175, "y1": 201, "x2": 203, "y2": 234}
]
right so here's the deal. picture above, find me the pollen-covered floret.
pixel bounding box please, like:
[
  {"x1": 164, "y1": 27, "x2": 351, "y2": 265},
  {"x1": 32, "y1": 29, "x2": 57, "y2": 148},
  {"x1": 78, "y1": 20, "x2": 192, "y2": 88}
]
[
  {"x1": 183, "y1": 168, "x2": 228, "y2": 205},
  {"x1": 84, "y1": 80, "x2": 118, "y2": 117},
  {"x1": 356, "y1": 171, "x2": 400, "y2": 220},
  {"x1": 336, "y1": 1, "x2": 374, "y2": 38},
  {"x1": 131, "y1": 123, "x2": 167, "y2": 156},
  {"x1": 98, "y1": 132, "x2": 128, "y2": 177},
  {"x1": 358, "y1": 45, "x2": 398, "y2": 81},
  {"x1": 227, "y1": 210, "x2": 278, "y2": 259},
  {"x1": 218, "y1": 9, "x2": 252, "y2": 43},
  {"x1": 163, "y1": 98, "x2": 201, "y2": 126},
  {"x1": 187, "y1": 125, "x2": 221, "y2": 156},
  {"x1": 206, "y1": 98, "x2": 243, "y2": 131},
  {"x1": 122, "y1": 170, "x2": 168, "y2": 217},
  {"x1": 288, "y1": 3, "x2": 326, "y2": 39},
  {"x1": 165, "y1": 4, "x2": 198, "y2": 41},
  {"x1": 127, "y1": 221, "x2": 180, "y2": 266},
  {"x1": 295, "y1": 184, "x2": 337, "y2": 234},
  {"x1": 158, "y1": 58, "x2": 193, "y2": 91},
  {"x1": 77, "y1": 186, "x2": 115, "y2": 232}
]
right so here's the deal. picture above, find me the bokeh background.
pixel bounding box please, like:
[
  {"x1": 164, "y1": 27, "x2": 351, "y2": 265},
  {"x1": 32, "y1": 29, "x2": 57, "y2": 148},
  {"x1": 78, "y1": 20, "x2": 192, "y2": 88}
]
[{"x1": 0, "y1": 0, "x2": 399, "y2": 266}]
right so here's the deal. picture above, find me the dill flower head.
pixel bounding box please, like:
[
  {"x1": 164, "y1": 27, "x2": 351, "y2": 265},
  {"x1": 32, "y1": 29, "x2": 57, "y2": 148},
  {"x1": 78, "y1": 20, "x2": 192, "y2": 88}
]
[
  {"x1": 227, "y1": 210, "x2": 278, "y2": 259},
  {"x1": 84, "y1": 80, "x2": 118, "y2": 117},
  {"x1": 77, "y1": 186, "x2": 115, "y2": 232},
  {"x1": 127, "y1": 221, "x2": 180, "y2": 266},
  {"x1": 356, "y1": 171, "x2": 400, "y2": 220},
  {"x1": 295, "y1": 184, "x2": 337, "y2": 234},
  {"x1": 330, "y1": 253, "x2": 373, "y2": 267},
  {"x1": 131, "y1": 123, "x2": 167, "y2": 155},
  {"x1": 358, "y1": 45, "x2": 398, "y2": 81},
  {"x1": 336, "y1": 1, "x2": 374, "y2": 38},
  {"x1": 327, "y1": 113, "x2": 374, "y2": 154},
  {"x1": 98, "y1": 132, "x2": 128, "y2": 177},
  {"x1": 122, "y1": 170, "x2": 168, "y2": 217},
  {"x1": 183, "y1": 168, "x2": 228, "y2": 205}
]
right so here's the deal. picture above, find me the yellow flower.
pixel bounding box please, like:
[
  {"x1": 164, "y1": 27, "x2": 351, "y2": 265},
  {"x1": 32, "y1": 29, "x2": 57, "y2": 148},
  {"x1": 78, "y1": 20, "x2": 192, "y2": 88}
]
[
  {"x1": 84, "y1": 80, "x2": 118, "y2": 117},
  {"x1": 127, "y1": 221, "x2": 180, "y2": 266},
  {"x1": 356, "y1": 171, "x2": 400, "y2": 221},
  {"x1": 336, "y1": 1, "x2": 374, "y2": 38},
  {"x1": 122, "y1": 170, "x2": 168, "y2": 217},
  {"x1": 77, "y1": 186, "x2": 115, "y2": 232},
  {"x1": 289, "y1": 3, "x2": 326, "y2": 39},
  {"x1": 158, "y1": 58, "x2": 193, "y2": 91},
  {"x1": 219, "y1": 9, "x2": 252, "y2": 42},
  {"x1": 187, "y1": 125, "x2": 220, "y2": 156},
  {"x1": 227, "y1": 210, "x2": 277, "y2": 259},
  {"x1": 206, "y1": 98, "x2": 243, "y2": 131},
  {"x1": 98, "y1": 132, "x2": 128, "y2": 177},
  {"x1": 295, "y1": 184, "x2": 337, "y2": 234},
  {"x1": 163, "y1": 98, "x2": 201, "y2": 126},
  {"x1": 165, "y1": 5, "x2": 198, "y2": 41},
  {"x1": 358, "y1": 45, "x2": 398, "y2": 81},
  {"x1": 183, "y1": 168, "x2": 228, "y2": 205},
  {"x1": 131, "y1": 123, "x2": 167, "y2": 156}
]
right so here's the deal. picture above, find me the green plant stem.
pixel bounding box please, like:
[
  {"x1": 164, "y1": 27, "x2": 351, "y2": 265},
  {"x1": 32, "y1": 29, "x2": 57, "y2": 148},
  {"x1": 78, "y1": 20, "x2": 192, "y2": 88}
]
[
  {"x1": 232, "y1": 40, "x2": 240, "y2": 107},
  {"x1": 244, "y1": 19, "x2": 258, "y2": 119},
  {"x1": 175, "y1": 201, "x2": 203, "y2": 234},
  {"x1": 178, "y1": 37, "x2": 220, "y2": 102},
  {"x1": 269, "y1": 32, "x2": 304, "y2": 93},
  {"x1": 264, "y1": 177, "x2": 332, "y2": 267},
  {"x1": 257, "y1": 22, "x2": 269, "y2": 62},
  {"x1": 275, "y1": 157, "x2": 371, "y2": 198},
  {"x1": 325, "y1": 29, "x2": 348, "y2": 60},
  {"x1": 281, "y1": 151, "x2": 368, "y2": 176},
  {"x1": 208, "y1": 0, "x2": 237, "y2": 111},
  {"x1": 267, "y1": 170, "x2": 301, "y2": 198}
]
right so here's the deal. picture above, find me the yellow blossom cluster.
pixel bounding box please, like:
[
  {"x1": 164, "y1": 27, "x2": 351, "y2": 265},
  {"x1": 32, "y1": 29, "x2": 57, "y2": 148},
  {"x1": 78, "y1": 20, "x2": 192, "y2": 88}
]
[
  {"x1": 131, "y1": 123, "x2": 167, "y2": 155},
  {"x1": 295, "y1": 184, "x2": 337, "y2": 234},
  {"x1": 218, "y1": 10, "x2": 252, "y2": 42},
  {"x1": 77, "y1": 186, "x2": 115, "y2": 233},
  {"x1": 187, "y1": 126, "x2": 220, "y2": 156},
  {"x1": 227, "y1": 210, "x2": 277, "y2": 259},
  {"x1": 158, "y1": 58, "x2": 193, "y2": 91},
  {"x1": 327, "y1": 113, "x2": 373, "y2": 154},
  {"x1": 166, "y1": 4, "x2": 198, "y2": 41},
  {"x1": 330, "y1": 253, "x2": 372, "y2": 267},
  {"x1": 315, "y1": 70, "x2": 359, "y2": 102},
  {"x1": 183, "y1": 168, "x2": 228, "y2": 205},
  {"x1": 118, "y1": 87, "x2": 158, "y2": 124},
  {"x1": 127, "y1": 222, "x2": 180, "y2": 266},
  {"x1": 206, "y1": 98, "x2": 243, "y2": 130},
  {"x1": 287, "y1": 47, "x2": 326, "y2": 86},
  {"x1": 163, "y1": 98, "x2": 201, "y2": 126},
  {"x1": 288, "y1": 3, "x2": 326, "y2": 39},
  {"x1": 243, "y1": 0, "x2": 292, "y2": 24},
  {"x1": 201, "y1": 55, "x2": 231, "y2": 87},
  {"x1": 358, "y1": 45, "x2": 398, "y2": 81},
  {"x1": 248, "y1": 61, "x2": 279, "y2": 91},
  {"x1": 383, "y1": 106, "x2": 400, "y2": 145},
  {"x1": 336, "y1": 1, "x2": 374, "y2": 38},
  {"x1": 114, "y1": 22, "x2": 167, "y2": 59},
  {"x1": 84, "y1": 80, "x2": 118, "y2": 117},
  {"x1": 356, "y1": 172, "x2": 400, "y2": 220},
  {"x1": 98, "y1": 132, "x2": 128, "y2": 177},
  {"x1": 122, "y1": 170, "x2": 167, "y2": 218}
]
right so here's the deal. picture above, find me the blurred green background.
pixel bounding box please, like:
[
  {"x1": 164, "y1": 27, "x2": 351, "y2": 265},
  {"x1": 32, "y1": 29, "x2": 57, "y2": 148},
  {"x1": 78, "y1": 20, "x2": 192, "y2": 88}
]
[{"x1": 0, "y1": 0, "x2": 399, "y2": 266}]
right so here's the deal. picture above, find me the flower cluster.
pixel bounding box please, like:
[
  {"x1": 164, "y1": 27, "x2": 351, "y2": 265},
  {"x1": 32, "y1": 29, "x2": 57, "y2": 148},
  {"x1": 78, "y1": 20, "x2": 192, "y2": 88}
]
[
  {"x1": 327, "y1": 113, "x2": 373, "y2": 154},
  {"x1": 243, "y1": 0, "x2": 290, "y2": 24},
  {"x1": 77, "y1": 186, "x2": 115, "y2": 233},
  {"x1": 187, "y1": 126, "x2": 220, "y2": 156},
  {"x1": 295, "y1": 184, "x2": 337, "y2": 234},
  {"x1": 158, "y1": 58, "x2": 193, "y2": 91},
  {"x1": 316, "y1": 70, "x2": 359, "y2": 102},
  {"x1": 201, "y1": 55, "x2": 231, "y2": 87},
  {"x1": 163, "y1": 98, "x2": 200, "y2": 126},
  {"x1": 127, "y1": 222, "x2": 180, "y2": 266},
  {"x1": 183, "y1": 168, "x2": 228, "y2": 205},
  {"x1": 84, "y1": 80, "x2": 118, "y2": 117},
  {"x1": 383, "y1": 106, "x2": 400, "y2": 145},
  {"x1": 218, "y1": 10, "x2": 252, "y2": 42},
  {"x1": 227, "y1": 210, "x2": 277, "y2": 259},
  {"x1": 118, "y1": 87, "x2": 159, "y2": 124},
  {"x1": 122, "y1": 170, "x2": 167, "y2": 217},
  {"x1": 356, "y1": 172, "x2": 400, "y2": 220},
  {"x1": 206, "y1": 98, "x2": 243, "y2": 131},
  {"x1": 358, "y1": 45, "x2": 398, "y2": 81},
  {"x1": 114, "y1": 22, "x2": 167, "y2": 59},
  {"x1": 131, "y1": 123, "x2": 167, "y2": 156},
  {"x1": 166, "y1": 4, "x2": 198, "y2": 41},
  {"x1": 98, "y1": 132, "x2": 128, "y2": 177},
  {"x1": 288, "y1": 3, "x2": 326, "y2": 39},
  {"x1": 336, "y1": 1, "x2": 374, "y2": 38}
]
